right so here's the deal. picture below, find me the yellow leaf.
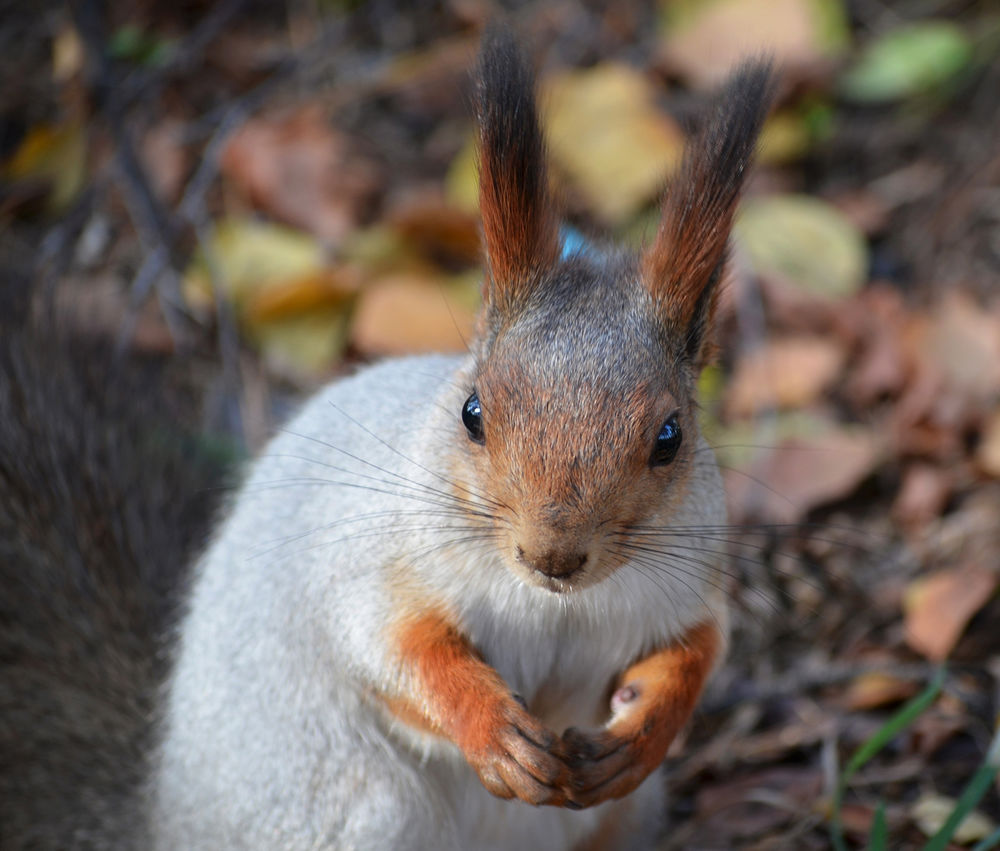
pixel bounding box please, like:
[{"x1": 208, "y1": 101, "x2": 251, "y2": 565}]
[
  {"x1": 252, "y1": 310, "x2": 350, "y2": 382},
  {"x1": 444, "y1": 133, "x2": 480, "y2": 215},
  {"x1": 52, "y1": 25, "x2": 84, "y2": 82},
  {"x1": 4, "y1": 122, "x2": 86, "y2": 213},
  {"x1": 542, "y1": 64, "x2": 684, "y2": 224},
  {"x1": 912, "y1": 793, "x2": 996, "y2": 843},
  {"x1": 183, "y1": 219, "x2": 327, "y2": 314},
  {"x1": 735, "y1": 195, "x2": 868, "y2": 299}
]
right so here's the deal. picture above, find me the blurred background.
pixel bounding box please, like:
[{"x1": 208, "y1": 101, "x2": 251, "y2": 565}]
[{"x1": 1, "y1": 0, "x2": 999, "y2": 847}]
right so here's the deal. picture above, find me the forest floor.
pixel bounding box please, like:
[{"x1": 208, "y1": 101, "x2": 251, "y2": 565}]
[{"x1": 2, "y1": 1, "x2": 999, "y2": 848}]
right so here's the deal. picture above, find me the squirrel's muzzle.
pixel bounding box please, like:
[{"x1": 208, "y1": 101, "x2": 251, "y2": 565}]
[{"x1": 515, "y1": 544, "x2": 588, "y2": 579}]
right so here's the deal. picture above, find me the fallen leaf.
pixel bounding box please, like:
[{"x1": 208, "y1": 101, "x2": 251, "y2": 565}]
[
  {"x1": 221, "y1": 107, "x2": 380, "y2": 245},
  {"x1": 735, "y1": 195, "x2": 869, "y2": 300},
  {"x1": 52, "y1": 23, "x2": 84, "y2": 82},
  {"x1": 3, "y1": 121, "x2": 87, "y2": 213},
  {"x1": 892, "y1": 464, "x2": 954, "y2": 532},
  {"x1": 977, "y1": 408, "x2": 1000, "y2": 478},
  {"x1": 843, "y1": 285, "x2": 909, "y2": 406},
  {"x1": 904, "y1": 564, "x2": 999, "y2": 661},
  {"x1": 542, "y1": 63, "x2": 685, "y2": 224},
  {"x1": 252, "y1": 310, "x2": 351, "y2": 383},
  {"x1": 659, "y1": 0, "x2": 849, "y2": 89},
  {"x1": 444, "y1": 133, "x2": 480, "y2": 215},
  {"x1": 724, "y1": 417, "x2": 880, "y2": 523},
  {"x1": 183, "y1": 218, "x2": 329, "y2": 315},
  {"x1": 726, "y1": 336, "x2": 845, "y2": 418},
  {"x1": 918, "y1": 293, "x2": 1000, "y2": 402},
  {"x1": 183, "y1": 219, "x2": 355, "y2": 376},
  {"x1": 387, "y1": 192, "x2": 482, "y2": 266},
  {"x1": 350, "y1": 272, "x2": 477, "y2": 356},
  {"x1": 912, "y1": 792, "x2": 996, "y2": 843},
  {"x1": 843, "y1": 672, "x2": 919, "y2": 711},
  {"x1": 841, "y1": 21, "x2": 973, "y2": 103},
  {"x1": 244, "y1": 267, "x2": 359, "y2": 324}
]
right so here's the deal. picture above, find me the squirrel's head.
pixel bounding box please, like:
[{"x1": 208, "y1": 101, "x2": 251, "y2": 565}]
[{"x1": 459, "y1": 28, "x2": 773, "y2": 594}]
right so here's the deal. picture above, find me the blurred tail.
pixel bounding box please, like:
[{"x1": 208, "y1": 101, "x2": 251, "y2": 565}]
[{"x1": 0, "y1": 285, "x2": 228, "y2": 849}]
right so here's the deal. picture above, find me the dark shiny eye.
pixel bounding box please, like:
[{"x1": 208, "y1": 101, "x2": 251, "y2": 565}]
[
  {"x1": 462, "y1": 391, "x2": 485, "y2": 444},
  {"x1": 651, "y1": 415, "x2": 682, "y2": 466}
]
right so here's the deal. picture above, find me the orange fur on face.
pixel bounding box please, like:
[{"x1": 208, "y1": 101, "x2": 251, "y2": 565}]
[
  {"x1": 387, "y1": 609, "x2": 571, "y2": 806},
  {"x1": 563, "y1": 620, "x2": 722, "y2": 808}
]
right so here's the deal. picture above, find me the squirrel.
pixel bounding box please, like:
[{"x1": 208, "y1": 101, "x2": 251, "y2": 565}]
[
  {"x1": 152, "y1": 28, "x2": 773, "y2": 851},
  {"x1": 0, "y1": 25, "x2": 773, "y2": 851},
  {"x1": 0, "y1": 279, "x2": 226, "y2": 849}
]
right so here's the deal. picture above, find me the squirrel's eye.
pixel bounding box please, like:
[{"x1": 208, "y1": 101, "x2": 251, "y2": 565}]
[
  {"x1": 462, "y1": 391, "x2": 485, "y2": 444},
  {"x1": 651, "y1": 415, "x2": 682, "y2": 466}
]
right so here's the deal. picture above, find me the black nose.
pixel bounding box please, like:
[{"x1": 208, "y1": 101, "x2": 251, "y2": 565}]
[{"x1": 516, "y1": 546, "x2": 588, "y2": 579}]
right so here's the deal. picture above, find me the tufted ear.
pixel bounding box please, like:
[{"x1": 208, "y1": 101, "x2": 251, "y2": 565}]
[
  {"x1": 475, "y1": 26, "x2": 560, "y2": 317},
  {"x1": 642, "y1": 61, "x2": 774, "y2": 365}
]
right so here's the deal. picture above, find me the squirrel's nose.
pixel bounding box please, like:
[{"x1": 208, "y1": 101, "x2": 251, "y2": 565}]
[{"x1": 516, "y1": 546, "x2": 588, "y2": 579}]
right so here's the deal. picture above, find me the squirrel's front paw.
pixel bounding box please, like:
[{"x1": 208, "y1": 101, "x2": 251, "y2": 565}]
[
  {"x1": 462, "y1": 698, "x2": 570, "y2": 807},
  {"x1": 561, "y1": 682, "x2": 668, "y2": 808}
]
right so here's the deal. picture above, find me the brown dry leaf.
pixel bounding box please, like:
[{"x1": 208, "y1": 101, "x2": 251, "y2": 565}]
[
  {"x1": 659, "y1": 0, "x2": 849, "y2": 89},
  {"x1": 913, "y1": 292, "x2": 1000, "y2": 401},
  {"x1": 894, "y1": 294, "x2": 1000, "y2": 458},
  {"x1": 387, "y1": 193, "x2": 481, "y2": 266},
  {"x1": 221, "y1": 107, "x2": 380, "y2": 245},
  {"x1": 843, "y1": 672, "x2": 919, "y2": 711},
  {"x1": 978, "y1": 408, "x2": 1000, "y2": 477},
  {"x1": 542, "y1": 64, "x2": 684, "y2": 224},
  {"x1": 903, "y1": 563, "x2": 999, "y2": 661},
  {"x1": 844, "y1": 285, "x2": 909, "y2": 406},
  {"x1": 350, "y1": 273, "x2": 477, "y2": 356},
  {"x1": 891, "y1": 463, "x2": 954, "y2": 532},
  {"x1": 726, "y1": 336, "x2": 845, "y2": 418},
  {"x1": 725, "y1": 419, "x2": 880, "y2": 523}
]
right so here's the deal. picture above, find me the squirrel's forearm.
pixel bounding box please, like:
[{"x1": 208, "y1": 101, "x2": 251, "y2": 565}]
[
  {"x1": 612, "y1": 619, "x2": 721, "y2": 748},
  {"x1": 385, "y1": 610, "x2": 510, "y2": 741},
  {"x1": 384, "y1": 609, "x2": 571, "y2": 806}
]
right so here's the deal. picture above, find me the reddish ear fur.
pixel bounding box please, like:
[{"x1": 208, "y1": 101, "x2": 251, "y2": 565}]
[
  {"x1": 642, "y1": 62, "x2": 774, "y2": 361},
  {"x1": 476, "y1": 27, "x2": 559, "y2": 314}
]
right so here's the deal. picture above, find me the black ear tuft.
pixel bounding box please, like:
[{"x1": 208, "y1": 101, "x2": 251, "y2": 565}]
[
  {"x1": 476, "y1": 25, "x2": 559, "y2": 313},
  {"x1": 642, "y1": 60, "x2": 775, "y2": 363}
]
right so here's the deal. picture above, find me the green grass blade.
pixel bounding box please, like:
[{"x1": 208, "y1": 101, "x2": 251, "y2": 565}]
[
  {"x1": 924, "y1": 720, "x2": 1000, "y2": 851},
  {"x1": 972, "y1": 826, "x2": 1000, "y2": 851},
  {"x1": 829, "y1": 668, "x2": 947, "y2": 851},
  {"x1": 868, "y1": 801, "x2": 888, "y2": 850}
]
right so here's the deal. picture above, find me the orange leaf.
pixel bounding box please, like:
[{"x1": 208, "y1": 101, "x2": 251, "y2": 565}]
[{"x1": 904, "y1": 564, "x2": 999, "y2": 661}]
